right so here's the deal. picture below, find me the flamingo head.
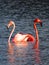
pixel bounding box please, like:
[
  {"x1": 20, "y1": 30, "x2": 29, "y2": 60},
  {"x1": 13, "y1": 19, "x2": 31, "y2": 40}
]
[
  {"x1": 7, "y1": 21, "x2": 14, "y2": 28},
  {"x1": 34, "y1": 18, "x2": 42, "y2": 26}
]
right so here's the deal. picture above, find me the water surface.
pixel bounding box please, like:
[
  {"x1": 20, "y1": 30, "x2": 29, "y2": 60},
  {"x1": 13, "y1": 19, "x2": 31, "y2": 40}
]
[{"x1": 0, "y1": 0, "x2": 49, "y2": 65}]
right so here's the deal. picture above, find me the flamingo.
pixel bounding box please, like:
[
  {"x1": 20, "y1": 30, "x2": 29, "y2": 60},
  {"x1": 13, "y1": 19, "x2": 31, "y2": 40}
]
[{"x1": 7, "y1": 18, "x2": 42, "y2": 49}]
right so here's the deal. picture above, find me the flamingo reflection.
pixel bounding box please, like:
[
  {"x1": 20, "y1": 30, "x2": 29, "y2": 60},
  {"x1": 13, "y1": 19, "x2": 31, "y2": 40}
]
[
  {"x1": 33, "y1": 49, "x2": 42, "y2": 64},
  {"x1": 8, "y1": 44, "x2": 42, "y2": 64},
  {"x1": 8, "y1": 44, "x2": 28, "y2": 64},
  {"x1": 8, "y1": 44, "x2": 14, "y2": 63}
]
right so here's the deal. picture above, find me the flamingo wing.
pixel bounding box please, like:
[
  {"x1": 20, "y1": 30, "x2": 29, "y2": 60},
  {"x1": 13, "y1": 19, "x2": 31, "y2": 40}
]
[
  {"x1": 12, "y1": 33, "x2": 28, "y2": 43},
  {"x1": 26, "y1": 34, "x2": 35, "y2": 42},
  {"x1": 12, "y1": 33, "x2": 35, "y2": 43}
]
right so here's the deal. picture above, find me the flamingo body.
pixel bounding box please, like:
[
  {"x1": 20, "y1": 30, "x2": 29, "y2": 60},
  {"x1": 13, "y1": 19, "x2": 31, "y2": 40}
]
[{"x1": 12, "y1": 33, "x2": 35, "y2": 43}]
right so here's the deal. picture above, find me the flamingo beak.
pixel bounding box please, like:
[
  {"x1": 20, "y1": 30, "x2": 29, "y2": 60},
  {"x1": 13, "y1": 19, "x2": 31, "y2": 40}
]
[
  {"x1": 6, "y1": 24, "x2": 8, "y2": 29},
  {"x1": 6, "y1": 23, "x2": 11, "y2": 30},
  {"x1": 7, "y1": 22, "x2": 12, "y2": 29},
  {"x1": 6, "y1": 26, "x2": 9, "y2": 32},
  {"x1": 40, "y1": 22, "x2": 42, "y2": 27},
  {"x1": 7, "y1": 24, "x2": 10, "y2": 29}
]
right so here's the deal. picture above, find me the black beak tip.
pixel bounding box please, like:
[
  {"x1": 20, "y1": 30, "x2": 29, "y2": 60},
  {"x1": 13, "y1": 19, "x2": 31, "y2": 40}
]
[
  {"x1": 40, "y1": 22, "x2": 43, "y2": 27},
  {"x1": 6, "y1": 25, "x2": 9, "y2": 29}
]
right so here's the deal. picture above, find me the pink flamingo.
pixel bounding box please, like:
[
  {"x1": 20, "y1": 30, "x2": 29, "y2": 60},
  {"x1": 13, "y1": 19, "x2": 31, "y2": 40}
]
[{"x1": 7, "y1": 18, "x2": 42, "y2": 49}]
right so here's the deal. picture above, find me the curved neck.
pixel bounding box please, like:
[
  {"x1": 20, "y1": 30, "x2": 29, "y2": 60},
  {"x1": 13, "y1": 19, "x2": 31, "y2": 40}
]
[
  {"x1": 8, "y1": 23, "x2": 15, "y2": 43},
  {"x1": 34, "y1": 23, "x2": 39, "y2": 49}
]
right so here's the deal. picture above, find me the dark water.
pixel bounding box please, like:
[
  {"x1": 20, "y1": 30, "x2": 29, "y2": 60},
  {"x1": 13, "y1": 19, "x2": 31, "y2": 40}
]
[{"x1": 0, "y1": 0, "x2": 49, "y2": 65}]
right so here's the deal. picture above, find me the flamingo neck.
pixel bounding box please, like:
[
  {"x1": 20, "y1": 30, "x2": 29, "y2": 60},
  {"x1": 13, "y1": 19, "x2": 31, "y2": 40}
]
[
  {"x1": 34, "y1": 23, "x2": 39, "y2": 49},
  {"x1": 8, "y1": 23, "x2": 15, "y2": 43}
]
